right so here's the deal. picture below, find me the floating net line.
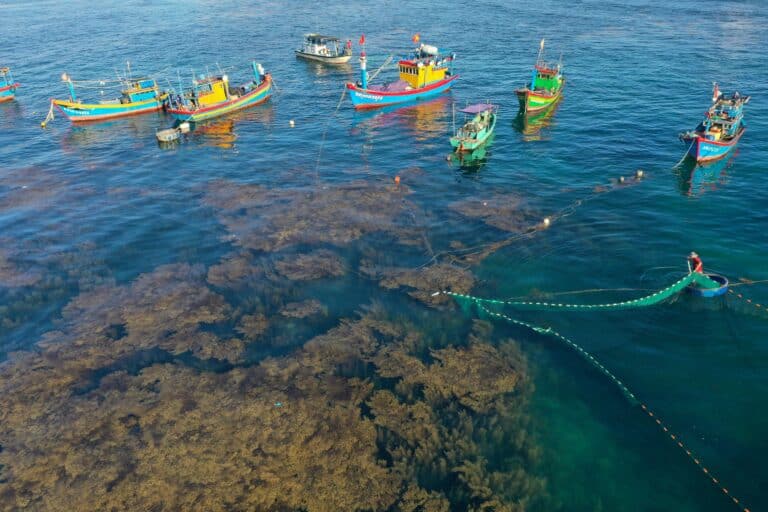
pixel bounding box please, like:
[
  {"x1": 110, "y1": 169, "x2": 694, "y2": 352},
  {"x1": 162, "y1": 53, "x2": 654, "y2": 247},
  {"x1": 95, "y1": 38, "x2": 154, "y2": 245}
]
[
  {"x1": 438, "y1": 272, "x2": 749, "y2": 511},
  {"x1": 441, "y1": 272, "x2": 720, "y2": 311}
]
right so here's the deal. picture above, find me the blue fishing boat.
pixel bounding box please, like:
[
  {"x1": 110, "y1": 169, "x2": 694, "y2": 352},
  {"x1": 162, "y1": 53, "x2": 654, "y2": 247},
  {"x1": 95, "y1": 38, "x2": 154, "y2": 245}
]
[
  {"x1": 165, "y1": 61, "x2": 272, "y2": 122},
  {"x1": 46, "y1": 68, "x2": 167, "y2": 125},
  {"x1": 0, "y1": 67, "x2": 20, "y2": 103},
  {"x1": 679, "y1": 83, "x2": 749, "y2": 163},
  {"x1": 346, "y1": 35, "x2": 458, "y2": 109}
]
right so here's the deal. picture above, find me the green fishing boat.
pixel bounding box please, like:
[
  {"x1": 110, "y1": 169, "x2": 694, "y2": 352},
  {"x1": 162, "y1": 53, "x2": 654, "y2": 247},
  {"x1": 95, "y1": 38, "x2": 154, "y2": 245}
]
[
  {"x1": 450, "y1": 103, "x2": 498, "y2": 152},
  {"x1": 515, "y1": 39, "x2": 564, "y2": 114}
]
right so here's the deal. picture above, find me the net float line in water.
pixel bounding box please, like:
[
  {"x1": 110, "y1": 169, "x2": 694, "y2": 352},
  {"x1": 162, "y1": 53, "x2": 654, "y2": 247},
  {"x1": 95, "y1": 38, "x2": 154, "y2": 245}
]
[{"x1": 472, "y1": 303, "x2": 750, "y2": 512}]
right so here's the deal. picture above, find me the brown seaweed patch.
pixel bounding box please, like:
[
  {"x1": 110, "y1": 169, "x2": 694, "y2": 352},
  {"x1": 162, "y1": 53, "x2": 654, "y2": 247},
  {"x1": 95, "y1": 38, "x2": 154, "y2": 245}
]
[
  {"x1": 273, "y1": 249, "x2": 346, "y2": 280},
  {"x1": 451, "y1": 194, "x2": 539, "y2": 233},
  {"x1": 0, "y1": 311, "x2": 545, "y2": 510},
  {"x1": 206, "y1": 252, "x2": 265, "y2": 289},
  {"x1": 236, "y1": 313, "x2": 269, "y2": 340},
  {"x1": 203, "y1": 179, "x2": 420, "y2": 252},
  {"x1": 368, "y1": 262, "x2": 475, "y2": 306},
  {"x1": 0, "y1": 248, "x2": 43, "y2": 288},
  {"x1": 279, "y1": 299, "x2": 326, "y2": 319}
]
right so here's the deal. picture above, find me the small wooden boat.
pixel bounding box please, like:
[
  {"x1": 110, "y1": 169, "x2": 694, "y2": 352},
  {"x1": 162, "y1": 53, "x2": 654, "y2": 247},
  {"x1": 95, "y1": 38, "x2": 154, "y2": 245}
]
[
  {"x1": 346, "y1": 36, "x2": 458, "y2": 109},
  {"x1": 165, "y1": 61, "x2": 272, "y2": 122},
  {"x1": 295, "y1": 34, "x2": 352, "y2": 64},
  {"x1": 686, "y1": 273, "x2": 728, "y2": 297},
  {"x1": 679, "y1": 83, "x2": 749, "y2": 163},
  {"x1": 0, "y1": 67, "x2": 20, "y2": 103},
  {"x1": 450, "y1": 103, "x2": 498, "y2": 152},
  {"x1": 50, "y1": 73, "x2": 167, "y2": 123},
  {"x1": 515, "y1": 39, "x2": 564, "y2": 114}
]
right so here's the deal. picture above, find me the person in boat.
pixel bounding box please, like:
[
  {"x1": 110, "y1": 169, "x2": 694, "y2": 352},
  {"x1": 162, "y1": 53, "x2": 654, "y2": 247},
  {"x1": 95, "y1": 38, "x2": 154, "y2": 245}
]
[{"x1": 687, "y1": 251, "x2": 703, "y2": 274}]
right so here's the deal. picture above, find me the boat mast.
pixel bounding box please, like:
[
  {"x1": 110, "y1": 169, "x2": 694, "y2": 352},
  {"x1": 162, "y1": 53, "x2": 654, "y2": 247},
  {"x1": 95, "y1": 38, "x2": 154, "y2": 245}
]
[
  {"x1": 62, "y1": 73, "x2": 77, "y2": 102},
  {"x1": 359, "y1": 34, "x2": 368, "y2": 89},
  {"x1": 531, "y1": 38, "x2": 544, "y2": 90}
]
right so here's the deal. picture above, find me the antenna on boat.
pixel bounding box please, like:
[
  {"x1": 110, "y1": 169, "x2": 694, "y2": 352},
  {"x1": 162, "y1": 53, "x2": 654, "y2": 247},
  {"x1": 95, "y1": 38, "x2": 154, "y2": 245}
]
[
  {"x1": 536, "y1": 38, "x2": 545, "y2": 64},
  {"x1": 216, "y1": 62, "x2": 224, "y2": 75},
  {"x1": 126, "y1": 60, "x2": 131, "y2": 81}
]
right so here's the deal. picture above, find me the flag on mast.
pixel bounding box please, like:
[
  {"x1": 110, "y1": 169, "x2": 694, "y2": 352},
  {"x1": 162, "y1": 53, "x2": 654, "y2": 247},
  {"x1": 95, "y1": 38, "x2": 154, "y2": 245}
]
[
  {"x1": 712, "y1": 82, "x2": 719, "y2": 103},
  {"x1": 412, "y1": 33, "x2": 420, "y2": 44},
  {"x1": 359, "y1": 34, "x2": 365, "y2": 45},
  {"x1": 540, "y1": 38, "x2": 545, "y2": 51}
]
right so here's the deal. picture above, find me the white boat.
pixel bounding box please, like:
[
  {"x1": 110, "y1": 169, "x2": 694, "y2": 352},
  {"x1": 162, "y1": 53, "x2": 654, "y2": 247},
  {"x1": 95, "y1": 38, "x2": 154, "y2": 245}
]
[{"x1": 295, "y1": 34, "x2": 352, "y2": 64}]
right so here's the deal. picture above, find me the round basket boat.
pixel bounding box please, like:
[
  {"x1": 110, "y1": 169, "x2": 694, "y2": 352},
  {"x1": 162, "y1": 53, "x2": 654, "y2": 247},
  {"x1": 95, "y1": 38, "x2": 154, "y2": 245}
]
[{"x1": 686, "y1": 273, "x2": 728, "y2": 297}]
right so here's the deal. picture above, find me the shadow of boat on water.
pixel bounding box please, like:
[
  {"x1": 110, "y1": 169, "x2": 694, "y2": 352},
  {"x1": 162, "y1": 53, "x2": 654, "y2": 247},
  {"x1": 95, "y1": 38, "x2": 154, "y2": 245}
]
[{"x1": 674, "y1": 150, "x2": 738, "y2": 197}]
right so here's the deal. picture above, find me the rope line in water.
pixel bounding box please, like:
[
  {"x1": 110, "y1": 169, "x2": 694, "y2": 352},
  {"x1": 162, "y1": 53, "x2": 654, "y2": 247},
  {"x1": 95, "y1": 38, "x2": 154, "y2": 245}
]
[
  {"x1": 728, "y1": 288, "x2": 768, "y2": 318},
  {"x1": 472, "y1": 302, "x2": 750, "y2": 512},
  {"x1": 444, "y1": 272, "x2": 720, "y2": 311}
]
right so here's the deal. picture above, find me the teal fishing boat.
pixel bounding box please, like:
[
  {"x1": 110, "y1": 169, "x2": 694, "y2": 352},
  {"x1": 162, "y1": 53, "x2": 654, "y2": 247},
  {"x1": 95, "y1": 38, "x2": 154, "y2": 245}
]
[
  {"x1": 450, "y1": 103, "x2": 498, "y2": 152},
  {"x1": 0, "y1": 67, "x2": 20, "y2": 103}
]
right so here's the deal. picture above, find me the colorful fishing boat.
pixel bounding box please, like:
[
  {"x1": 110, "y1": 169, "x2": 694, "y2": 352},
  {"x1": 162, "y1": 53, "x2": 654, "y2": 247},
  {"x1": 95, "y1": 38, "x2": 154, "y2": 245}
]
[
  {"x1": 679, "y1": 83, "x2": 749, "y2": 163},
  {"x1": 0, "y1": 67, "x2": 20, "y2": 103},
  {"x1": 296, "y1": 34, "x2": 352, "y2": 64},
  {"x1": 165, "y1": 61, "x2": 272, "y2": 122},
  {"x1": 515, "y1": 39, "x2": 564, "y2": 114},
  {"x1": 450, "y1": 103, "x2": 498, "y2": 152},
  {"x1": 346, "y1": 35, "x2": 458, "y2": 109},
  {"x1": 49, "y1": 72, "x2": 166, "y2": 124}
]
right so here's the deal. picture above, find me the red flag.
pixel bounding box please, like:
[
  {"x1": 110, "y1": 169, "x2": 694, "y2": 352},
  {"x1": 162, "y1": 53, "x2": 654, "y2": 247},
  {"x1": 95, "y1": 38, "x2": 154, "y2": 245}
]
[
  {"x1": 412, "y1": 33, "x2": 420, "y2": 44},
  {"x1": 359, "y1": 34, "x2": 365, "y2": 45}
]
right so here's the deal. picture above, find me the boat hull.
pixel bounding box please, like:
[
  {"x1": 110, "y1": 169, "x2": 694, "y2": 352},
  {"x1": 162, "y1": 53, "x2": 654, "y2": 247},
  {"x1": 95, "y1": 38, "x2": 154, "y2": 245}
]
[
  {"x1": 53, "y1": 95, "x2": 167, "y2": 123},
  {"x1": 0, "y1": 83, "x2": 20, "y2": 103},
  {"x1": 451, "y1": 113, "x2": 497, "y2": 152},
  {"x1": 346, "y1": 75, "x2": 458, "y2": 110},
  {"x1": 515, "y1": 85, "x2": 563, "y2": 114},
  {"x1": 167, "y1": 77, "x2": 272, "y2": 122},
  {"x1": 295, "y1": 51, "x2": 352, "y2": 64},
  {"x1": 684, "y1": 126, "x2": 745, "y2": 163}
]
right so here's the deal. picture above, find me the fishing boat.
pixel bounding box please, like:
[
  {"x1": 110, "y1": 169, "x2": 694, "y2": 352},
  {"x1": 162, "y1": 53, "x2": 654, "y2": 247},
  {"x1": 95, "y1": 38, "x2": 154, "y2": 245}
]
[
  {"x1": 679, "y1": 83, "x2": 749, "y2": 163},
  {"x1": 450, "y1": 103, "x2": 498, "y2": 152},
  {"x1": 165, "y1": 61, "x2": 272, "y2": 122},
  {"x1": 0, "y1": 67, "x2": 20, "y2": 103},
  {"x1": 515, "y1": 39, "x2": 564, "y2": 114},
  {"x1": 346, "y1": 35, "x2": 458, "y2": 109},
  {"x1": 49, "y1": 72, "x2": 166, "y2": 123},
  {"x1": 295, "y1": 34, "x2": 352, "y2": 64}
]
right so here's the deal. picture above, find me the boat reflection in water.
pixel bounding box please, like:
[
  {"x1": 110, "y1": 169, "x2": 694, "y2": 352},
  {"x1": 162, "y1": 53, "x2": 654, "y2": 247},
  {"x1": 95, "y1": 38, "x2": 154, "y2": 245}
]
[
  {"x1": 448, "y1": 133, "x2": 495, "y2": 172},
  {"x1": 60, "y1": 113, "x2": 163, "y2": 152},
  {"x1": 351, "y1": 94, "x2": 451, "y2": 142},
  {"x1": 513, "y1": 100, "x2": 561, "y2": 141},
  {"x1": 675, "y1": 150, "x2": 737, "y2": 197},
  {"x1": 158, "y1": 104, "x2": 274, "y2": 150}
]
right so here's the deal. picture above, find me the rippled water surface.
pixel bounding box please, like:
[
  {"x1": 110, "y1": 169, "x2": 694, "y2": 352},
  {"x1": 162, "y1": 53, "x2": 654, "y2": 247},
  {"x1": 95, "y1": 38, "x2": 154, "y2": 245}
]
[{"x1": 1, "y1": 0, "x2": 767, "y2": 510}]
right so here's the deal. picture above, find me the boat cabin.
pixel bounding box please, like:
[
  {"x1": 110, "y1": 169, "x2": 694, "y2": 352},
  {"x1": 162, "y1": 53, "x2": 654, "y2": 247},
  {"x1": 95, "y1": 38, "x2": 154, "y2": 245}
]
[
  {"x1": 121, "y1": 78, "x2": 159, "y2": 103},
  {"x1": 0, "y1": 67, "x2": 14, "y2": 87},
  {"x1": 532, "y1": 63, "x2": 561, "y2": 93},
  {"x1": 300, "y1": 34, "x2": 350, "y2": 57},
  {"x1": 398, "y1": 44, "x2": 453, "y2": 88},
  {"x1": 182, "y1": 76, "x2": 229, "y2": 108}
]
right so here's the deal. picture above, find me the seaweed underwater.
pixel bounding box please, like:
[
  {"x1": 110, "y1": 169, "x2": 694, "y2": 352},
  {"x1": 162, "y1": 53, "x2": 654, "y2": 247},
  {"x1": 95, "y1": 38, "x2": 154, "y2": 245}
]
[{"x1": 0, "y1": 176, "x2": 557, "y2": 511}]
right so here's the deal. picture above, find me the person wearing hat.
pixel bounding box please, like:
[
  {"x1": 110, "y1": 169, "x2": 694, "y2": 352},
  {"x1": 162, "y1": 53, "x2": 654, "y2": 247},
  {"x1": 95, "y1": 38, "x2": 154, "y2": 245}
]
[{"x1": 687, "y1": 252, "x2": 703, "y2": 274}]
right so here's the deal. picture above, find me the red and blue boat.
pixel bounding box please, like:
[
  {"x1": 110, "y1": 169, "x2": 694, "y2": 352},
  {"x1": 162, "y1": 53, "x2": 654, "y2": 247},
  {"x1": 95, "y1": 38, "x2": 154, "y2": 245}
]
[
  {"x1": 346, "y1": 35, "x2": 458, "y2": 109},
  {"x1": 679, "y1": 83, "x2": 749, "y2": 163},
  {"x1": 0, "y1": 67, "x2": 20, "y2": 103},
  {"x1": 49, "y1": 69, "x2": 167, "y2": 124},
  {"x1": 165, "y1": 61, "x2": 272, "y2": 122}
]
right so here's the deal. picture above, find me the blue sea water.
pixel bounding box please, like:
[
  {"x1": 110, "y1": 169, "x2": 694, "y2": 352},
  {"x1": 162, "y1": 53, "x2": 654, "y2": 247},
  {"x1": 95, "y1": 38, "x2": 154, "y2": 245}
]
[{"x1": 1, "y1": 0, "x2": 767, "y2": 510}]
